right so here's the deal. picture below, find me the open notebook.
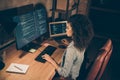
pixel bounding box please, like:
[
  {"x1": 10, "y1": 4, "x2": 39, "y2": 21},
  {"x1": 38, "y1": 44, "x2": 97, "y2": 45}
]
[{"x1": 6, "y1": 63, "x2": 29, "y2": 74}]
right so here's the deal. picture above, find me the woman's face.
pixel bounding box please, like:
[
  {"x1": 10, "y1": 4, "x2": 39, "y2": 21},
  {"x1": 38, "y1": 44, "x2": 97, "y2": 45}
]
[{"x1": 66, "y1": 23, "x2": 73, "y2": 37}]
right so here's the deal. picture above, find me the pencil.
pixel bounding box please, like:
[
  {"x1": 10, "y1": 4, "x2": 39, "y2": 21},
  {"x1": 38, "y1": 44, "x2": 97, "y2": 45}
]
[{"x1": 14, "y1": 65, "x2": 23, "y2": 71}]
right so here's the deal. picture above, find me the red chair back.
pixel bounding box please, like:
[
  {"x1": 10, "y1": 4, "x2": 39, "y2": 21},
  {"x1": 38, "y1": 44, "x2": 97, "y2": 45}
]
[{"x1": 86, "y1": 39, "x2": 113, "y2": 80}]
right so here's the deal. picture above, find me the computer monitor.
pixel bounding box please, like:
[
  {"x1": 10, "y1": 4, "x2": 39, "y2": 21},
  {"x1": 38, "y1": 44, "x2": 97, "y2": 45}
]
[
  {"x1": 49, "y1": 21, "x2": 67, "y2": 38},
  {"x1": 14, "y1": 4, "x2": 48, "y2": 52}
]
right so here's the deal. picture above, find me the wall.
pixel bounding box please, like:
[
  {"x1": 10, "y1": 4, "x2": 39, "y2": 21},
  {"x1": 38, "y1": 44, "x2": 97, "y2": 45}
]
[
  {"x1": 78, "y1": 0, "x2": 89, "y2": 15},
  {"x1": 89, "y1": 0, "x2": 120, "y2": 39},
  {"x1": 0, "y1": 0, "x2": 89, "y2": 19},
  {"x1": 0, "y1": 0, "x2": 53, "y2": 17},
  {"x1": 0, "y1": 0, "x2": 39, "y2": 10}
]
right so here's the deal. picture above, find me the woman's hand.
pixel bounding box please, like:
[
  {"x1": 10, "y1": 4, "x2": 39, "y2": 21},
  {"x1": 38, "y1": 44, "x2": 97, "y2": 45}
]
[
  {"x1": 42, "y1": 54, "x2": 54, "y2": 63},
  {"x1": 61, "y1": 39, "x2": 69, "y2": 46},
  {"x1": 42, "y1": 54, "x2": 59, "y2": 70}
]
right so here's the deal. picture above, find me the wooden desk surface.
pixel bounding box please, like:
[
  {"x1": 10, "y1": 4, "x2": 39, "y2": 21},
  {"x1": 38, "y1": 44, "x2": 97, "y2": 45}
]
[{"x1": 0, "y1": 39, "x2": 65, "y2": 80}]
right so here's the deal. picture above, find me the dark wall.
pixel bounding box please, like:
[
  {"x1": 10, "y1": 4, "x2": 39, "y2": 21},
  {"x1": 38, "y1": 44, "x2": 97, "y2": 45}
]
[
  {"x1": 90, "y1": 0, "x2": 120, "y2": 11},
  {"x1": 89, "y1": 0, "x2": 120, "y2": 39}
]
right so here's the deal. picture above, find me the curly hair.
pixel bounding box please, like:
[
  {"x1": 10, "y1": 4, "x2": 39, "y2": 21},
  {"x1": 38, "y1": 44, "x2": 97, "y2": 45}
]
[{"x1": 67, "y1": 14, "x2": 94, "y2": 50}]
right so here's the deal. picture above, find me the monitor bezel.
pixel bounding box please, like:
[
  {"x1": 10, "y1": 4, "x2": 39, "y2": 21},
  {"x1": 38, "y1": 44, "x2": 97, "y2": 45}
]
[{"x1": 49, "y1": 21, "x2": 67, "y2": 38}]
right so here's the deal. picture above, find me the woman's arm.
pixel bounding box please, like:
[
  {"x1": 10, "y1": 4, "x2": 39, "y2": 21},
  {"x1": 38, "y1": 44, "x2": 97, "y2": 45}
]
[{"x1": 42, "y1": 47, "x2": 75, "y2": 78}]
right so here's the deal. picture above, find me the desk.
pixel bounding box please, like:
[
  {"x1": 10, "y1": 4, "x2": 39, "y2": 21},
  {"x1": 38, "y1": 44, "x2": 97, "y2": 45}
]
[{"x1": 0, "y1": 39, "x2": 65, "y2": 80}]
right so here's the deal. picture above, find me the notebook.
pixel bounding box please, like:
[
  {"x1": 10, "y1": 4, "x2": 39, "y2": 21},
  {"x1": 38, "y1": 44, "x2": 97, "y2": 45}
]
[{"x1": 6, "y1": 63, "x2": 29, "y2": 74}]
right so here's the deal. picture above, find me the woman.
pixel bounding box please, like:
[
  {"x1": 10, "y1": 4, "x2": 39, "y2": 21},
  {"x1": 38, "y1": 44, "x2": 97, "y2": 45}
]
[{"x1": 42, "y1": 14, "x2": 94, "y2": 80}]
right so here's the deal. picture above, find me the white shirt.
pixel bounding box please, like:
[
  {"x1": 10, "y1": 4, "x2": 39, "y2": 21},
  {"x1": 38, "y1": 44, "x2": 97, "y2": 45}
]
[{"x1": 57, "y1": 41, "x2": 85, "y2": 79}]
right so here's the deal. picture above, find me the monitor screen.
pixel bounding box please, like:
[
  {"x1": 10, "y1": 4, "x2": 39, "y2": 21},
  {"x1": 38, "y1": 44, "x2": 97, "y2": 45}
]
[
  {"x1": 49, "y1": 21, "x2": 67, "y2": 37},
  {"x1": 34, "y1": 3, "x2": 48, "y2": 37},
  {"x1": 13, "y1": 4, "x2": 47, "y2": 51}
]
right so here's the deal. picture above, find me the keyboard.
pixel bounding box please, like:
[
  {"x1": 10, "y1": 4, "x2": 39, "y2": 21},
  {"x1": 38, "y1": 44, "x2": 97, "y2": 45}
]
[{"x1": 35, "y1": 45, "x2": 57, "y2": 63}]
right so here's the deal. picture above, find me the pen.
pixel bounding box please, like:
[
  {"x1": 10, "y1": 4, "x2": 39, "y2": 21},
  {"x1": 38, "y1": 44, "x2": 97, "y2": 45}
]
[{"x1": 14, "y1": 65, "x2": 23, "y2": 71}]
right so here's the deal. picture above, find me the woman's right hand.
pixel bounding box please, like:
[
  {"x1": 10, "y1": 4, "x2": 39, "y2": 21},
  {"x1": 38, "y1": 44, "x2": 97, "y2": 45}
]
[
  {"x1": 42, "y1": 54, "x2": 59, "y2": 70},
  {"x1": 42, "y1": 54, "x2": 53, "y2": 63}
]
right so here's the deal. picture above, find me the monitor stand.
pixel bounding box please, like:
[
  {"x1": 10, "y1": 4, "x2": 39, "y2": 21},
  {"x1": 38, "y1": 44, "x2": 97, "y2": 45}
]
[{"x1": 21, "y1": 42, "x2": 41, "y2": 52}]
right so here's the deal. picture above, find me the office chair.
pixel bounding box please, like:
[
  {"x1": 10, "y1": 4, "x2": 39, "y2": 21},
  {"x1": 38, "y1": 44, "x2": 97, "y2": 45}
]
[
  {"x1": 86, "y1": 39, "x2": 113, "y2": 80},
  {"x1": 96, "y1": 39, "x2": 113, "y2": 80}
]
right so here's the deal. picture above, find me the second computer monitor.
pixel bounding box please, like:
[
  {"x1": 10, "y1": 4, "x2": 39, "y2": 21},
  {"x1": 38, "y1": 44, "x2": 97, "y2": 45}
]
[{"x1": 49, "y1": 21, "x2": 67, "y2": 38}]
